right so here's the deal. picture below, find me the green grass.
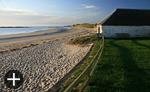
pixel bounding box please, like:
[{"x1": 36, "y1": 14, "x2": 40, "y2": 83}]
[{"x1": 85, "y1": 39, "x2": 150, "y2": 92}]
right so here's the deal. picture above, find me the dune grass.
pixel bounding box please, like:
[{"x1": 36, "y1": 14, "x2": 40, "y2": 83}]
[
  {"x1": 85, "y1": 39, "x2": 150, "y2": 92},
  {"x1": 69, "y1": 34, "x2": 97, "y2": 45},
  {"x1": 72, "y1": 23, "x2": 96, "y2": 28}
]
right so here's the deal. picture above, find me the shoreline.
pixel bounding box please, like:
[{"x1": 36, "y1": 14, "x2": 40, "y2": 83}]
[
  {"x1": 0, "y1": 26, "x2": 65, "y2": 36},
  {"x1": 0, "y1": 28, "x2": 67, "y2": 42},
  {"x1": 0, "y1": 28, "x2": 93, "y2": 52}
]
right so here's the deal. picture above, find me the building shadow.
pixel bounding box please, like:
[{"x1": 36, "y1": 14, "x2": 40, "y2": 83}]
[
  {"x1": 109, "y1": 41, "x2": 149, "y2": 92},
  {"x1": 132, "y1": 40, "x2": 150, "y2": 49}
]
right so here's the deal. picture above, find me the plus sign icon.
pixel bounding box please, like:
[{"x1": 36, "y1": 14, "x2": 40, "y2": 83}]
[{"x1": 4, "y1": 70, "x2": 24, "y2": 89}]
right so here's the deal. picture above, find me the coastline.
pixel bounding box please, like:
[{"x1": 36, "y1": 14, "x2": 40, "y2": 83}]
[
  {"x1": 0, "y1": 28, "x2": 66, "y2": 42},
  {"x1": 0, "y1": 28, "x2": 93, "y2": 52},
  {"x1": 0, "y1": 28, "x2": 94, "y2": 91}
]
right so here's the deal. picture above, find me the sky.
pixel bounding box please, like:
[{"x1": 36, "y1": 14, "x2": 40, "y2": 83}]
[{"x1": 0, "y1": 0, "x2": 150, "y2": 26}]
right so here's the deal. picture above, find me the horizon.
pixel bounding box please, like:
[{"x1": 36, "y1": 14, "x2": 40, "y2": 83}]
[{"x1": 0, "y1": 0, "x2": 150, "y2": 26}]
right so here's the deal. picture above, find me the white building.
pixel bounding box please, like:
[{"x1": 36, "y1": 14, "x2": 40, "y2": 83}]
[{"x1": 97, "y1": 9, "x2": 150, "y2": 38}]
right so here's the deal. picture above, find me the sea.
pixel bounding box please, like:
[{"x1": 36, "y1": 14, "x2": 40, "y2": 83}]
[{"x1": 0, "y1": 26, "x2": 70, "y2": 36}]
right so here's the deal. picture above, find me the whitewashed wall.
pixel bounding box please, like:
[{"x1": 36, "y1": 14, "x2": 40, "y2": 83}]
[
  {"x1": 102, "y1": 26, "x2": 150, "y2": 38},
  {"x1": 97, "y1": 24, "x2": 103, "y2": 34}
]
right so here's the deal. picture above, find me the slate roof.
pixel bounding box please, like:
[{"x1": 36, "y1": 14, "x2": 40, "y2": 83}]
[{"x1": 102, "y1": 9, "x2": 150, "y2": 26}]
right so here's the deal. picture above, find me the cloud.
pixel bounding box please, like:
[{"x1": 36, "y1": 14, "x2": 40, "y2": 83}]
[
  {"x1": 0, "y1": 7, "x2": 83, "y2": 25},
  {"x1": 82, "y1": 4, "x2": 96, "y2": 9},
  {"x1": 0, "y1": 8, "x2": 41, "y2": 16},
  {"x1": 0, "y1": 7, "x2": 99, "y2": 26},
  {"x1": 0, "y1": 8, "x2": 81, "y2": 26},
  {"x1": 0, "y1": 8, "x2": 57, "y2": 26}
]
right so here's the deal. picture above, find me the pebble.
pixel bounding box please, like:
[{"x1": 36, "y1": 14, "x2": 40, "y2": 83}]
[{"x1": 0, "y1": 39, "x2": 91, "y2": 92}]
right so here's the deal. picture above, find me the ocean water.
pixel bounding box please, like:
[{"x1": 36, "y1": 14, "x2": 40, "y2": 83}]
[{"x1": 0, "y1": 26, "x2": 68, "y2": 35}]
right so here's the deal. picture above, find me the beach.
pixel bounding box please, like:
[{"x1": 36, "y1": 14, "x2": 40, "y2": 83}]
[{"x1": 0, "y1": 28, "x2": 94, "y2": 91}]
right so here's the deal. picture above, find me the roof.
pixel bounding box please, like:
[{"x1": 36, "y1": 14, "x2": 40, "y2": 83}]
[{"x1": 102, "y1": 9, "x2": 150, "y2": 26}]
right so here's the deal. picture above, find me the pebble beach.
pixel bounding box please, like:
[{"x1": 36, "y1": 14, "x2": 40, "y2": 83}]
[{"x1": 0, "y1": 28, "x2": 93, "y2": 92}]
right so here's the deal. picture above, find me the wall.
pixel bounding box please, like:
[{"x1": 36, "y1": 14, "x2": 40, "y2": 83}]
[
  {"x1": 97, "y1": 25, "x2": 103, "y2": 34},
  {"x1": 102, "y1": 26, "x2": 150, "y2": 38}
]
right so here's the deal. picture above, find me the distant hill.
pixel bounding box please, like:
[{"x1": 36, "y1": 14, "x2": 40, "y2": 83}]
[{"x1": 72, "y1": 23, "x2": 96, "y2": 28}]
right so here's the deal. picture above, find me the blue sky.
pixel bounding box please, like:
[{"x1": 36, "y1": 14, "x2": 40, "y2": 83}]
[{"x1": 0, "y1": 0, "x2": 150, "y2": 26}]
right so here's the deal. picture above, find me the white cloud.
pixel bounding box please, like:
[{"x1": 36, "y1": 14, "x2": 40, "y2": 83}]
[
  {"x1": 0, "y1": 8, "x2": 41, "y2": 16},
  {"x1": 0, "y1": 7, "x2": 99, "y2": 26},
  {"x1": 0, "y1": 8, "x2": 56, "y2": 26},
  {"x1": 0, "y1": 8, "x2": 81, "y2": 26},
  {"x1": 82, "y1": 4, "x2": 96, "y2": 9}
]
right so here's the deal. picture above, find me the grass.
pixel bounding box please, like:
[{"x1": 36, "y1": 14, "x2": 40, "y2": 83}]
[
  {"x1": 60, "y1": 35, "x2": 101, "y2": 92},
  {"x1": 72, "y1": 23, "x2": 96, "y2": 28},
  {"x1": 69, "y1": 34, "x2": 97, "y2": 45},
  {"x1": 85, "y1": 39, "x2": 150, "y2": 92}
]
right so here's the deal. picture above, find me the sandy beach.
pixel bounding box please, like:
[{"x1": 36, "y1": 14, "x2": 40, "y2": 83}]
[{"x1": 0, "y1": 28, "x2": 94, "y2": 91}]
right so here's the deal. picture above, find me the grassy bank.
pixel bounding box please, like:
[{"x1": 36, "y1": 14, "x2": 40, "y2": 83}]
[
  {"x1": 72, "y1": 23, "x2": 96, "y2": 28},
  {"x1": 69, "y1": 34, "x2": 97, "y2": 45},
  {"x1": 60, "y1": 35, "x2": 102, "y2": 92},
  {"x1": 85, "y1": 39, "x2": 150, "y2": 92}
]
